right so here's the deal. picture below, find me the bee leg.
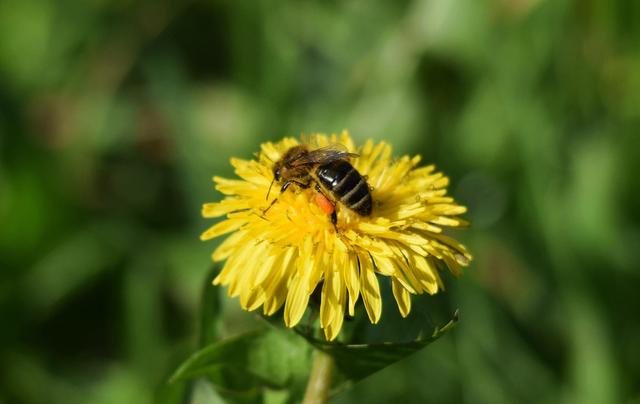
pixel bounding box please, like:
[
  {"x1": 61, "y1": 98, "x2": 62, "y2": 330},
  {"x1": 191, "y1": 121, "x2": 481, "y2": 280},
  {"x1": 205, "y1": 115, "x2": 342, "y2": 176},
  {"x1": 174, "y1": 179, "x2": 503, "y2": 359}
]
[
  {"x1": 282, "y1": 180, "x2": 311, "y2": 192},
  {"x1": 280, "y1": 181, "x2": 294, "y2": 193},
  {"x1": 263, "y1": 181, "x2": 292, "y2": 215},
  {"x1": 262, "y1": 198, "x2": 277, "y2": 215},
  {"x1": 331, "y1": 210, "x2": 338, "y2": 226},
  {"x1": 264, "y1": 179, "x2": 310, "y2": 215}
]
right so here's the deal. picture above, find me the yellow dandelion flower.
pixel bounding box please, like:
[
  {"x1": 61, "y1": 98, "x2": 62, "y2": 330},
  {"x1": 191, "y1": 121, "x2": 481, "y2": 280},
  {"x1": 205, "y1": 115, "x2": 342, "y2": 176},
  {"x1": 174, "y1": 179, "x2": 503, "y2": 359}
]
[{"x1": 201, "y1": 131, "x2": 472, "y2": 341}]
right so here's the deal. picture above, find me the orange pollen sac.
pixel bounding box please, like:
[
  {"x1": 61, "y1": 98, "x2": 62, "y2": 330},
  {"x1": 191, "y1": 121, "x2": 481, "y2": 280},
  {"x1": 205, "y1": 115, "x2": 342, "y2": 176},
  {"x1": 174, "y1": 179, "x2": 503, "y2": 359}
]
[{"x1": 314, "y1": 192, "x2": 335, "y2": 215}]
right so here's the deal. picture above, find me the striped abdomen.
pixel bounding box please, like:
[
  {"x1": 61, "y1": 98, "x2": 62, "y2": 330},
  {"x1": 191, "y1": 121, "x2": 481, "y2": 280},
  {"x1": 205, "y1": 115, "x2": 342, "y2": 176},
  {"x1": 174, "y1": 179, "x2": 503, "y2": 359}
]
[{"x1": 315, "y1": 160, "x2": 372, "y2": 216}]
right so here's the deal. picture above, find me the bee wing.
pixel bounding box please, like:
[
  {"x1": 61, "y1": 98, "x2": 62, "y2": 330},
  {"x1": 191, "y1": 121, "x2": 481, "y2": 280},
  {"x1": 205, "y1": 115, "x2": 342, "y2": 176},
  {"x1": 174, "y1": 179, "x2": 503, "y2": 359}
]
[{"x1": 290, "y1": 144, "x2": 358, "y2": 166}]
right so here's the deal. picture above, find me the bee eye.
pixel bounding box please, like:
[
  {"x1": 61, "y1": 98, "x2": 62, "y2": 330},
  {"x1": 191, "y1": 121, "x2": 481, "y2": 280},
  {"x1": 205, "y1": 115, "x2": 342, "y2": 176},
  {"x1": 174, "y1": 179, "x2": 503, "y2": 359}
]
[{"x1": 274, "y1": 167, "x2": 281, "y2": 181}]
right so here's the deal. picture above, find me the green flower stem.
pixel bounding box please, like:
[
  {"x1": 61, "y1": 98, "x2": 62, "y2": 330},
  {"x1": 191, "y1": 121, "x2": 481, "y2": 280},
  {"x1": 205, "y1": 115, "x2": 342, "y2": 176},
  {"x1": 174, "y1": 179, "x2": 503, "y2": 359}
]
[{"x1": 303, "y1": 349, "x2": 334, "y2": 404}]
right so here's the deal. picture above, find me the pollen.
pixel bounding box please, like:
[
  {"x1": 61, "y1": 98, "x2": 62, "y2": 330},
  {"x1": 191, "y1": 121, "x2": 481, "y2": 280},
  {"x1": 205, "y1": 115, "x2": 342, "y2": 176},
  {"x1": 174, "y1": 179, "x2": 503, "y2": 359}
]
[
  {"x1": 201, "y1": 130, "x2": 472, "y2": 341},
  {"x1": 314, "y1": 192, "x2": 335, "y2": 215}
]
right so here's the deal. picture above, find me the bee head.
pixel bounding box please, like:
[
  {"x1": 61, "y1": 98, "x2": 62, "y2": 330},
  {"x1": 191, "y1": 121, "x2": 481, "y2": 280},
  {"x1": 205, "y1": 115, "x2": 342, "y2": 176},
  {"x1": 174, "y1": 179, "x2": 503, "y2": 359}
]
[{"x1": 267, "y1": 163, "x2": 282, "y2": 201}]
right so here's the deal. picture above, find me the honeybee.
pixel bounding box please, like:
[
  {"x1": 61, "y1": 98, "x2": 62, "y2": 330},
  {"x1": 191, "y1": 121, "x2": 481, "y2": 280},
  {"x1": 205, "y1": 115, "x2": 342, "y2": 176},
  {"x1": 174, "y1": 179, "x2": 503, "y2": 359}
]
[{"x1": 266, "y1": 144, "x2": 372, "y2": 224}]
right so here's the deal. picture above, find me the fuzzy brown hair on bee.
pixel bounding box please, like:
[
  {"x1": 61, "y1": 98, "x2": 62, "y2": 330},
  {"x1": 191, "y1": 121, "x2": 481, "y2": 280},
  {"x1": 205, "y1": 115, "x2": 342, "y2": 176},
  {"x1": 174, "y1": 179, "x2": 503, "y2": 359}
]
[{"x1": 265, "y1": 144, "x2": 372, "y2": 225}]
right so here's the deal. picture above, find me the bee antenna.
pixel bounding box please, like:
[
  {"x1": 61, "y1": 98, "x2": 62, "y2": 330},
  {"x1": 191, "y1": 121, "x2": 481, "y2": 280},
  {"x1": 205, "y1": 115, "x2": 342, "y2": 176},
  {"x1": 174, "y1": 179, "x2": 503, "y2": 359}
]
[{"x1": 266, "y1": 177, "x2": 275, "y2": 200}]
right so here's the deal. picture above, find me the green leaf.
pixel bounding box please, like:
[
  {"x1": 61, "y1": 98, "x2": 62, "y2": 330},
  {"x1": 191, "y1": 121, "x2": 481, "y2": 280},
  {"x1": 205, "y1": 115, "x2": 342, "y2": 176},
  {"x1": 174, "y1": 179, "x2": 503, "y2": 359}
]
[
  {"x1": 170, "y1": 328, "x2": 312, "y2": 403},
  {"x1": 199, "y1": 266, "x2": 222, "y2": 347},
  {"x1": 172, "y1": 299, "x2": 458, "y2": 403},
  {"x1": 298, "y1": 310, "x2": 459, "y2": 388}
]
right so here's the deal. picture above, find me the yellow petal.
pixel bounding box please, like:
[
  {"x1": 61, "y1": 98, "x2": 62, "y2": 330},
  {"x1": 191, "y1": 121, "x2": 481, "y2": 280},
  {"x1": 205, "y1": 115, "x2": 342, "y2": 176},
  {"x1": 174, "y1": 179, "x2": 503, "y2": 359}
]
[
  {"x1": 320, "y1": 267, "x2": 339, "y2": 329},
  {"x1": 324, "y1": 278, "x2": 346, "y2": 341},
  {"x1": 263, "y1": 248, "x2": 296, "y2": 315},
  {"x1": 213, "y1": 244, "x2": 251, "y2": 286},
  {"x1": 284, "y1": 272, "x2": 310, "y2": 327},
  {"x1": 230, "y1": 242, "x2": 267, "y2": 298},
  {"x1": 200, "y1": 219, "x2": 245, "y2": 241},
  {"x1": 202, "y1": 199, "x2": 249, "y2": 218},
  {"x1": 373, "y1": 255, "x2": 416, "y2": 294},
  {"x1": 242, "y1": 287, "x2": 266, "y2": 311},
  {"x1": 213, "y1": 258, "x2": 235, "y2": 286},
  {"x1": 389, "y1": 244, "x2": 424, "y2": 294},
  {"x1": 339, "y1": 130, "x2": 355, "y2": 152},
  {"x1": 212, "y1": 230, "x2": 246, "y2": 261},
  {"x1": 284, "y1": 238, "x2": 314, "y2": 327},
  {"x1": 307, "y1": 240, "x2": 325, "y2": 291},
  {"x1": 214, "y1": 177, "x2": 261, "y2": 196},
  {"x1": 430, "y1": 216, "x2": 464, "y2": 227},
  {"x1": 357, "y1": 251, "x2": 382, "y2": 324},
  {"x1": 392, "y1": 278, "x2": 411, "y2": 317},
  {"x1": 342, "y1": 252, "x2": 360, "y2": 317},
  {"x1": 411, "y1": 255, "x2": 438, "y2": 295},
  {"x1": 410, "y1": 221, "x2": 442, "y2": 233}
]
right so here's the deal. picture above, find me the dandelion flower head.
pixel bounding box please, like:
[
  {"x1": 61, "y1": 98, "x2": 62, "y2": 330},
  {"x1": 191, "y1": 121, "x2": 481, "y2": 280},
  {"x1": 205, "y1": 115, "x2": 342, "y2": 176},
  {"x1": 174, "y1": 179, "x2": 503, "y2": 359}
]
[{"x1": 201, "y1": 131, "x2": 472, "y2": 341}]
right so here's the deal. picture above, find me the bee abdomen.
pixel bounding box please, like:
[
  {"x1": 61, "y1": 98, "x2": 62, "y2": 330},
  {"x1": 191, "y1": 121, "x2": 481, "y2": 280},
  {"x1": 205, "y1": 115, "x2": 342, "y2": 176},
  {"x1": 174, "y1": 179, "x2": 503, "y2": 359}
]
[{"x1": 316, "y1": 160, "x2": 372, "y2": 216}]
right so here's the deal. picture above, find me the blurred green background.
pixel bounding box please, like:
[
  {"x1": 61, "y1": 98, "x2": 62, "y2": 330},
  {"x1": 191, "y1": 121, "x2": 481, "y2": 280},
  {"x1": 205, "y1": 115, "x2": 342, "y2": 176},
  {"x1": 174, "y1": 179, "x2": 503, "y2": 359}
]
[{"x1": 1, "y1": 0, "x2": 639, "y2": 403}]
